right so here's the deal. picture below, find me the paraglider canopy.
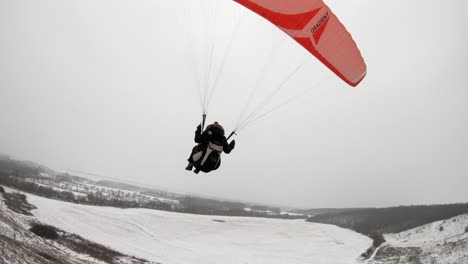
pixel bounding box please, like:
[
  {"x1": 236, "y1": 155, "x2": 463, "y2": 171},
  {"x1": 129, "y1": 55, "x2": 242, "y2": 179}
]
[{"x1": 234, "y1": 0, "x2": 366, "y2": 87}]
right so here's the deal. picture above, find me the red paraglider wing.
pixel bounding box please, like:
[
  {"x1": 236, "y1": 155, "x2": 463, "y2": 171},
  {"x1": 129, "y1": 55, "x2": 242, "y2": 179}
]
[{"x1": 234, "y1": 0, "x2": 366, "y2": 87}]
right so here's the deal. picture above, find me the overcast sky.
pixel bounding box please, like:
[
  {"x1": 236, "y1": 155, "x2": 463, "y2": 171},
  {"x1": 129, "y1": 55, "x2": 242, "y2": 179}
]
[{"x1": 1, "y1": 0, "x2": 467, "y2": 209}]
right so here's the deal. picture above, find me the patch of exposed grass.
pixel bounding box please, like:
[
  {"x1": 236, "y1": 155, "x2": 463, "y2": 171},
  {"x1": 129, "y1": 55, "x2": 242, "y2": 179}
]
[
  {"x1": 4, "y1": 192, "x2": 37, "y2": 216},
  {"x1": 30, "y1": 224, "x2": 60, "y2": 240},
  {"x1": 58, "y1": 234, "x2": 144, "y2": 263}
]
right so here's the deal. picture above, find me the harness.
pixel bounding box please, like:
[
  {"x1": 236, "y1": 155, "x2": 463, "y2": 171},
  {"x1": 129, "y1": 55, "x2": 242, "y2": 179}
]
[
  {"x1": 192, "y1": 141, "x2": 223, "y2": 172},
  {"x1": 201, "y1": 142, "x2": 223, "y2": 166}
]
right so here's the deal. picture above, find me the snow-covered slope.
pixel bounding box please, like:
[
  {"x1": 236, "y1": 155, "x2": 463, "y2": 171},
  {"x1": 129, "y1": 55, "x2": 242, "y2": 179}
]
[
  {"x1": 385, "y1": 214, "x2": 468, "y2": 247},
  {"x1": 27, "y1": 193, "x2": 371, "y2": 264},
  {"x1": 0, "y1": 187, "x2": 151, "y2": 264},
  {"x1": 369, "y1": 214, "x2": 468, "y2": 264}
]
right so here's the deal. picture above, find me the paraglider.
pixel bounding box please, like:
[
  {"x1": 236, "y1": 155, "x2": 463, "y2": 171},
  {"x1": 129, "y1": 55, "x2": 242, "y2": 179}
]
[
  {"x1": 185, "y1": 0, "x2": 366, "y2": 173},
  {"x1": 186, "y1": 121, "x2": 236, "y2": 174}
]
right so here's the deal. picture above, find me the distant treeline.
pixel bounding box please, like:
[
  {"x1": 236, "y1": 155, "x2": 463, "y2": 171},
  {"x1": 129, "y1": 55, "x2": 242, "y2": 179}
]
[
  {"x1": 0, "y1": 161, "x2": 303, "y2": 219},
  {"x1": 0, "y1": 173, "x2": 302, "y2": 219},
  {"x1": 178, "y1": 196, "x2": 300, "y2": 219},
  {"x1": 307, "y1": 204, "x2": 468, "y2": 236},
  {"x1": 295, "y1": 207, "x2": 375, "y2": 216}
]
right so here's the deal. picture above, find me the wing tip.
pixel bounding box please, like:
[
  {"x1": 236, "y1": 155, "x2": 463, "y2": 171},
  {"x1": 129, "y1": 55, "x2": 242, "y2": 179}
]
[{"x1": 349, "y1": 70, "x2": 367, "y2": 87}]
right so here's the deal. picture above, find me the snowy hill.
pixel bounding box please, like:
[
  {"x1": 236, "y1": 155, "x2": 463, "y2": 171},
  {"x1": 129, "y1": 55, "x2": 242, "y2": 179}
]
[
  {"x1": 368, "y1": 214, "x2": 468, "y2": 264},
  {"x1": 24, "y1": 191, "x2": 371, "y2": 264},
  {"x1": 3, "y1": 186, "x2": 468, "y2": 264},
  {"x1": 0, "y1": 187, "x2": 153, "y2": 264}
]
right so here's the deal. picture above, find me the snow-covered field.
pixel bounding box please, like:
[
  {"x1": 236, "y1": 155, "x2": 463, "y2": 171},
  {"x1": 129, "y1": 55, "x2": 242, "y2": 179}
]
[{"x1": 27, "y1": 193, "x2": 371, "y2": 264}]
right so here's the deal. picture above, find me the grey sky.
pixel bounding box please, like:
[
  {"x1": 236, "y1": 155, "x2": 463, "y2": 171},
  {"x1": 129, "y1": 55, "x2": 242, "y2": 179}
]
[{"x1": 1, "y1": 0, "x2": 467, "y2": 208}]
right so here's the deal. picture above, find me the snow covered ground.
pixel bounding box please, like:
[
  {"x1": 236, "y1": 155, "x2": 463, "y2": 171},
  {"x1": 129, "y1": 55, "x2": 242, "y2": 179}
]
[
  {"x1": 385, "y1": 214, "x2": 468, "y2": 247},
  {"x1": 0, "y1": 187, "x2": 148, "y2": 264},
  {"x1": 27, "y1": 193, "x2": 371, "y2": 264},
  {"x1": 369, "y1": 214, "x2": 468, "y2": 264}
]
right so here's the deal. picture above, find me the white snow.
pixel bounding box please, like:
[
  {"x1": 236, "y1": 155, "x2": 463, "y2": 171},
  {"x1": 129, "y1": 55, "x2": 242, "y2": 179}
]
[
  {"x1": 38, "y1": 172, "x2": 51, "y2": 178},
  {"x1": 385, "y1": 214, "x2": 468, "y2": 247},
  {"x1": 0, "y1": 187, "x2": 114, "y2": 264},
  {"x1": 27, "y1": 193, "x2": 371, "y2": 264},
  {"x1": 280, "y1": 211, "x2": 305, "y2": 216},
  {"x1": 366, "y1": 214, "x2": 468, "y2": 264}
]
